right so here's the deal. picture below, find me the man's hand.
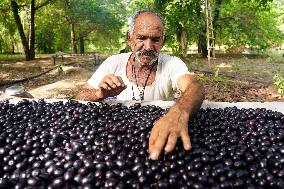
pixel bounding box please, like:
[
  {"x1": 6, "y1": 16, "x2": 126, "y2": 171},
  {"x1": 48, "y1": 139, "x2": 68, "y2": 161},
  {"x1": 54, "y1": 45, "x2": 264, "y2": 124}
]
[
  {"x1": 148, "y1": 107, "x2": 191, "y2": 160},
  {"x1": 76, "y1": 74, "x2": 126, "y2": 101},
  {"x1": 96, "y1": 74, "x2": 126, "y2": 99},
  {"x1": 147, "y1": 74, "x2": 204, "y2": 160}
]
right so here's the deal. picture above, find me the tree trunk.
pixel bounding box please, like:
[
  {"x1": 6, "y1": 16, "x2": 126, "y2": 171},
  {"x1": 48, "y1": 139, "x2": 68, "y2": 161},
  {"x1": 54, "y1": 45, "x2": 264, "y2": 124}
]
[
  {"x1": 212, "y1": 0, "x2": 222, "y2": 42},
  {"x1": 29, "y1": 0, "x2": 36, "y2": 60},
  {"x1": 70, "y1": 23, "x2": 77, "y2": 54},
  {"x1": 198, "y1": 32, "x2": 208, "y2": 58},
  {"x1": 197, "y1": 40, "x2": 201, "y2": 53},
  {"x1": 11, "y1": 0, "x2": 30, "y2": 60},
  {"x1": 79, "y1": 35, "x2": 84, "y2": 54},
  {"x1": 180, "y1": 27, "x2": 188, "y2": 57},
  {"x1": 196, "y1": 2, "x2": 208, "y2": 58},
  {"x1": 176, "y1": 25, "x2": 188, "y2": 57}
]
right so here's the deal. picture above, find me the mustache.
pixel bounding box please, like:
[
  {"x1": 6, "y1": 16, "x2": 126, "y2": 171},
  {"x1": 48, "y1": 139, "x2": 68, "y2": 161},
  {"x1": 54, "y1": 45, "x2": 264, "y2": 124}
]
[{"x1": 136, "y1": 50, "x2": 159, "y2": 57}]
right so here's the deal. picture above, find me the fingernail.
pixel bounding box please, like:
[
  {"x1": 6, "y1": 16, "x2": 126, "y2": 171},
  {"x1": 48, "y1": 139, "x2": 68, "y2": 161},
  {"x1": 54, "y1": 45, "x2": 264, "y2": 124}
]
[
  {"x1": 116, "y1": 82, "x2": 121, "y2": 86},
  {"x1": 112, "y1": 84, "x2": 116, "y2": 88},
  {"x1": 164, "y1": 145, "x2": 169, "y2": 152},
  {"x1": 150, "y1": 151, "x2": 158, "y2": 160},
  {"x1": 185, "y1": 144, "x2": 191, "y2": 150}
]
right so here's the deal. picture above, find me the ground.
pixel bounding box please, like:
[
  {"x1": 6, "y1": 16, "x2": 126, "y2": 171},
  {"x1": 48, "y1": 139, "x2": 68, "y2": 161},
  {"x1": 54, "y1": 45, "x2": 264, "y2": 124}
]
[{"x1": 0, "y1": 53, "x2": 283, "y2": 102}]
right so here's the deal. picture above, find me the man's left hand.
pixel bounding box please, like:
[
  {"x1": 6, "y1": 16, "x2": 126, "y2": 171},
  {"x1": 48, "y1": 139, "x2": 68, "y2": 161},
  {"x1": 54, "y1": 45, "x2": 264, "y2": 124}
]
[{"x1": 148, "y1": 108, "x2": 191, "y2": 160}]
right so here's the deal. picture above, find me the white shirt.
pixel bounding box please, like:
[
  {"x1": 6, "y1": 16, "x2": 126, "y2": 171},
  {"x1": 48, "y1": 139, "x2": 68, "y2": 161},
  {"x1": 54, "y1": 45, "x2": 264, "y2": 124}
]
[{"x1": 87, "y1": 52, "x2": 190, "y2": 101}]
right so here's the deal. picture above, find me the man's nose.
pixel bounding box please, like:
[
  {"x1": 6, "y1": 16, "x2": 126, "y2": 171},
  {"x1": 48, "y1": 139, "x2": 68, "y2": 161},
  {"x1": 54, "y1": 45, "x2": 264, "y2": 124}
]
[{"x1": 144, "y1": 39, "x2": 154, "y2": 50}]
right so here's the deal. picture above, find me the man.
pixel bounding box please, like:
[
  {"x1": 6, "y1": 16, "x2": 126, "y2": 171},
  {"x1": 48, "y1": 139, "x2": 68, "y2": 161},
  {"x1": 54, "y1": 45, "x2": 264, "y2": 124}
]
[{"x1": 76, "y1": 9, "x2": 204, "y2": 160}]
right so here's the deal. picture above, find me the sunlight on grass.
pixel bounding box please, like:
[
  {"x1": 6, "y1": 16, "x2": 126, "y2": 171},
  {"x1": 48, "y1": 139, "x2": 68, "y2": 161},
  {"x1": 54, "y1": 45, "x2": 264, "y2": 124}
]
[
  {"x1": 0, "y1": 54, "x2": 25, "y2": 60},
  {"x1": 263, "y1": 49, "x2": 284, "y2": 64}
]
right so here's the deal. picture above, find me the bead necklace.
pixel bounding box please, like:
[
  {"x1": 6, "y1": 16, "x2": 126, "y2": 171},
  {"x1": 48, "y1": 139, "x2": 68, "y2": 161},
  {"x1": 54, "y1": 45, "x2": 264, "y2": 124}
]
[{"x1": 131, "y1": 63, "x2": 156, "y2": 101}]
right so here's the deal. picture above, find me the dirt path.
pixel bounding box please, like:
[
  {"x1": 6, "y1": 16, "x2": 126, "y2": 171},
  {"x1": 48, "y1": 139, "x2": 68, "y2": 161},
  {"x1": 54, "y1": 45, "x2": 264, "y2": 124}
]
[{"x1": 28, "y1": 68, "x2": 91, "y2": 99}]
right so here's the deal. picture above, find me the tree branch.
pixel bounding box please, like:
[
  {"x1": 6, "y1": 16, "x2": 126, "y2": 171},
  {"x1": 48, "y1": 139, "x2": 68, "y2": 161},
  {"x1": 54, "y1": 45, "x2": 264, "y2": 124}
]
[{"x1": 35, "y1": 0, "x2": 54, "y2": 10}]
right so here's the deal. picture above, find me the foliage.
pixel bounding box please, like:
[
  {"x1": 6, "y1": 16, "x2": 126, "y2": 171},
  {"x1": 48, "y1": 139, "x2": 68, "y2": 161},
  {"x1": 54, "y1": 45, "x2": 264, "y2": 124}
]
[
  {"x1": 212, "y1": 66, "x2": 230, "y2": 83},
  {"x1": 264, "y1": 50, "x2": 284, "y2": 64},
  {"x1": 0, "y1": 53, "x2": 25, "y2": 60},
  {"x1": 239, "y1": 0, "x2": 273, "y2": 7},
  {"x1": 67, "y1": 93, "x2": 76, "y2": 100},
  {"x1": 213, "y1": 66, "x2": 220, "y2": 80},
  {"x1": 0, "y1": 0, "x2": 128, "y2": 55},
  {"x1": 217, "y1": 1, "x2": 284, "y2": 50},
  {"x1": 197, "y1": 75, "x2": 211, "y2": 82},
  {"x1": 0, "y1": 1, "x2": 19, "y2": 53},
  {"x1": 273, "y1": 68, "x2": 284, "y2": 96},
  {"x1": 53, "y1": 0, "x2": 127, "y2": 53},
  {"x1": 162, "y1": 0, "x2": 203, "y2": 54},
  {"x1": 0, "y1": 0, "x2": 283, "y2": 55}
]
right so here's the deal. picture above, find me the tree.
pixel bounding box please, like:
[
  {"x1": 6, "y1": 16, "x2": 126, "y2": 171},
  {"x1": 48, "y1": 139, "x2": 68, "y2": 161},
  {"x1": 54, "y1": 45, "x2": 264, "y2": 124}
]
[
  {"x1": 53, "y1": 0, "x2": 125, "y2": 54},
  {"x1": 216, "y1": 0, "x2": 284, "y2": 50},
  {"x1": 154, "y1": 0, "x2": 206, "y2": 57},
  {"x1": 10, "y1": 0, "x2": 54, "y2": 60},
  {"x1": 0, "y1": 1, "x2": 19, "y2": 53}
]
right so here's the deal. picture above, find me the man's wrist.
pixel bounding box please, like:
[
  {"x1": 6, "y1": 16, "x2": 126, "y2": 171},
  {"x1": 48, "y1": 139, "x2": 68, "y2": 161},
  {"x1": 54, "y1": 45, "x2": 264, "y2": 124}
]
[{"x1": 168, "y1": 105, "x2": 190, "y2": 120}]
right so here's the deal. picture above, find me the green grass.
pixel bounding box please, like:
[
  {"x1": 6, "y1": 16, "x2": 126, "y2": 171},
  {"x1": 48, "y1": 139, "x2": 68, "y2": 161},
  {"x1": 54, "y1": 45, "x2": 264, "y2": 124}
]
[
  {"x1": 263, "y1": 49, "x2": 284, "y2": 64},
  {"x1": 0, "y1": 53, "x2": 25, "y2": 60}
]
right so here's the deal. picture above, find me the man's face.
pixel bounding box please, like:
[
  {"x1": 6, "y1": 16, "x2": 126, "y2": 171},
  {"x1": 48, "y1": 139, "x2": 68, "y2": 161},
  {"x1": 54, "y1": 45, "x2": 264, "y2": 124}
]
[{"x1": 128, "y1": 13, "x2": 164, "y2": 66}]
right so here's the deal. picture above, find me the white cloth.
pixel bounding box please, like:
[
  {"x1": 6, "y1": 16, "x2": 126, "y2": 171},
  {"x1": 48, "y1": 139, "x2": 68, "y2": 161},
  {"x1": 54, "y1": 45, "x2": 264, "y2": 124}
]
[{"x1": 87, "y1": 52, "x2": 190, "y2": 101}]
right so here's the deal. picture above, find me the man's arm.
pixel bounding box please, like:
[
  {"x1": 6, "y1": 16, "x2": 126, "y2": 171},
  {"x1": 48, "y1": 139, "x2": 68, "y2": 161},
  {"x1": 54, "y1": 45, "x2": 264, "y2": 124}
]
[
  {"x1": 76, "y1": 74, "x2": 126, "y2": 101},
  {"x1": 148, "y1": 74, "x2": 205, "y2": 160}
]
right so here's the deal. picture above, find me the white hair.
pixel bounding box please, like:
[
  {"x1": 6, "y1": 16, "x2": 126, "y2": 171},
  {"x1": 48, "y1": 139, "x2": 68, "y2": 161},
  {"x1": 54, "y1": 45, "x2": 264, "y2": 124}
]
[{"x1": 128, "y1": 9, "x2": 166, "y2": 39}]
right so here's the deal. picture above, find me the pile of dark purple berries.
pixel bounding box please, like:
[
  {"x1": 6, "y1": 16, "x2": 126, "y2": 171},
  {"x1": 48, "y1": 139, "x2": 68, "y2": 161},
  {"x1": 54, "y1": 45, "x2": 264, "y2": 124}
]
[{"x1": 0, "y1": 99, "x2": 283, "y2": 189}]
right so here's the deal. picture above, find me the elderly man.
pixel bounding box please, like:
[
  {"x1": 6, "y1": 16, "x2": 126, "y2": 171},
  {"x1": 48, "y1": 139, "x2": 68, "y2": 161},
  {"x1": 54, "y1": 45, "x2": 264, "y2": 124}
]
[{"x1": 76, "y1": 9, "x2": 205, "y2": 160}]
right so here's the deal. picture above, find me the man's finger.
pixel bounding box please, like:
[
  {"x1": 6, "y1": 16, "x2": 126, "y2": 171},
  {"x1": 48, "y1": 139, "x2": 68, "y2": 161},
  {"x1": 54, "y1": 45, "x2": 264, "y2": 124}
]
[
  {"x1": 108, "y1": 75, "x2": 121, "y2": 87},
  {"x1": 117, "y1": 76, "x2": 125, "y2": 85},
  {"x1": 180, "y1": 128, "x2": 191, "y2": 150},
  {"x1": 104, "y1": 77, "x2": 117, "y2": 89},
  {"x1": 148, "y1": 127, "x2": 158, "y2": 153},
  {"x1": 164, "y1": 132, "x2": 178, "y2": 153},
  {"x1": 150, "y1": 130, "x2": 169, "y2": 160},
  {"x1": 109, "y1": 75, "x2": 125, "y2": 87},
  {"x1": 99, "y1": 82, "x2": 111, "y2": 90}
]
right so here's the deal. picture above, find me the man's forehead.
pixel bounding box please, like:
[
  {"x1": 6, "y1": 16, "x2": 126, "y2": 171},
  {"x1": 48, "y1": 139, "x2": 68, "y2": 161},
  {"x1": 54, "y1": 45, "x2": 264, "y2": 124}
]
[{"x1": 134, "y1": 13, "x2": 163, "y2": 31}]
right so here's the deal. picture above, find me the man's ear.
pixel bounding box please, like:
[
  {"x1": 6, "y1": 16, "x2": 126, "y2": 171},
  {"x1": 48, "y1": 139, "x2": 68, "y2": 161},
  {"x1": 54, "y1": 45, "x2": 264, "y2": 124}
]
[
  {"x1": 126, "y1": 31, "x2": 131, "y2": 41},
  {"x1": 126, "y1": 31, "x2": 132, "y2": 47}
]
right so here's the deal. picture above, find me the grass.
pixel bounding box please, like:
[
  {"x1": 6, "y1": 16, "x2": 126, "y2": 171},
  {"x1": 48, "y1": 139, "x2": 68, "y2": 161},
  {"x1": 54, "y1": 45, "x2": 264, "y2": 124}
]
[
  {"x1": 263, "y1": 49, "x2": 284, "y2": 64},
  {"x1": 0, "y1": 53, "x2": 25, "y2": 60}
]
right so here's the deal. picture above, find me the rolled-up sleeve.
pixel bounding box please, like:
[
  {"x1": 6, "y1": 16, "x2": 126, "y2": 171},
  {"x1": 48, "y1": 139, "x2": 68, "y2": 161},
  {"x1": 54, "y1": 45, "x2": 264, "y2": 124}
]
[{"x1": 169, "y1": 57, "x2": 190, "y2": 91}]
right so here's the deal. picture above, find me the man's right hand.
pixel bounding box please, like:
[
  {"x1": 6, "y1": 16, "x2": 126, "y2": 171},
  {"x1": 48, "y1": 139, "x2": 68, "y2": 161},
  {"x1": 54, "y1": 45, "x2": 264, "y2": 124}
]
[{"x1": 96, "y1": 74, "x2": 126, "y2": 99}]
